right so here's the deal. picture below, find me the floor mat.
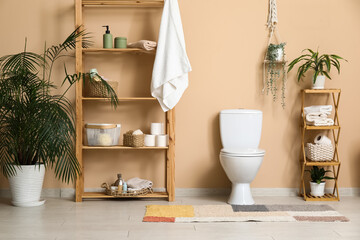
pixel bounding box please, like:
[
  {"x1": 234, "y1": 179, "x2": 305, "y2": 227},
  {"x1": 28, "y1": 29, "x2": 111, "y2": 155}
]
[{"x1": 143, "y1": 204, "x2": 349, "y2": 223}]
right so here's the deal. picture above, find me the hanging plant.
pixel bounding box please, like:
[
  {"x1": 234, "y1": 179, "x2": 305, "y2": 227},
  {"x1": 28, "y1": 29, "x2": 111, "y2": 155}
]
[{"x1": 264, "y1": 42, "x2": 287, "y2": 108}]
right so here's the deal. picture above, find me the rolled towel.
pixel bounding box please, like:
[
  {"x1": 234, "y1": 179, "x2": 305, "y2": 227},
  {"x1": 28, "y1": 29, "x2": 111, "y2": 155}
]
[
  {"x1": 304, "y1": 105, "x2": 332, "y2": 115},
  {"x1": 306, "y1": 118, "x2": 334, "y2": 126},
  {"x1": 127, "y1": 177, "x2": 153, "y2": 191},
  {"x1": 314, "y1": 134, "x2": 332, "y2": 145},
  {"x1": 127, "y1": 40, "x2": 157, "y2": 51},
  {"x1": 132, "y1": 129, "x2": 143, "y2": 135}
]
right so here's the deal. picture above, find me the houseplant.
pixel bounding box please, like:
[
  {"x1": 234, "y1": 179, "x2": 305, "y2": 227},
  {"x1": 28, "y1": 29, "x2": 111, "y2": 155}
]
[
  {"x1": 0, "y1": 27, "x2": 118, "y2": 206},
  {"x1": 287, "y1": 48, "x2": 347, "y2": 89},
  {"x1": 306, "y1": 166, "x2": 334, "y2": 197},
  {"x1": 264, "y1": 43, "x2": 287, "y2": 108}
]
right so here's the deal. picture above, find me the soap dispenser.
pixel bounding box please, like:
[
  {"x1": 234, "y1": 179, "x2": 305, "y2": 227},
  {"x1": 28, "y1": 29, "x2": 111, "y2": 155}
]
[{"x1": 102, "y1": 25, "x2": 113, "y2": 49}]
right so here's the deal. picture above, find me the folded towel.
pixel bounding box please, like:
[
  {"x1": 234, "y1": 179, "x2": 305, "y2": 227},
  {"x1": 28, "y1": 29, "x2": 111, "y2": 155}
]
[
  {"x1": 306, "y1": 118, "x2": 334, "y2": 126},
  {"x1": 127, "y1": 177, "x2": 153, "y2": 191},
  {"x1": 127, "y1": 40, "x2": 157, "y2": 51},
  {"x1": 304, "y1": 105, "x2": 332, "y2": 115},
  {"x1": 305, "y1": 112, "x2": 328, "y2": 123},
  {"x1": 151, "y1": 0, "x2": 192, "y2": 112}
]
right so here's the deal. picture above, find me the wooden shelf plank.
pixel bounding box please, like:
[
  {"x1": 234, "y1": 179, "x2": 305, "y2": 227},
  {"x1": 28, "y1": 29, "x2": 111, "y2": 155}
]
[
  {"x1": 82, "y1": 48, "x2": 155, "y2": 54},
  {"x1": 82, "y1": 191, "x2": 168, "y2": 199},
  {"x1": 82, "y1": 0, "x2": 164, "y2": 8},
  {"x1": 303, "y1": 89, "x2": 341, "y2": 94},
  {"x1": 304, "y1": 193, "x2": 339, "y2": 201},
  {"x1": 305, "y1": 125, "x2": 340, "y2": 130},
  {"x1": 82, "y1": 145, "x2": 168, "y2": 150},
  {"x1": 82, "y1": 97, "x2": 156, "y2": 101},
  {"x1": 304, "y1": 160, "x2": 340, "y2": 166}
]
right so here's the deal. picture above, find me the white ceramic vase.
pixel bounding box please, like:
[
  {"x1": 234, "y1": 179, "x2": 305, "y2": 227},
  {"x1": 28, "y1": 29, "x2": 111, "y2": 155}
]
[
  {"x1": 312, "y1": 75, "x2": 326, "y2": 89},
  {"x1": 310, "y1": 181, "x2": 325, "y2": 197},
  {"x1": 8, "y1": 164, "x2": 46, "y2": 207}
]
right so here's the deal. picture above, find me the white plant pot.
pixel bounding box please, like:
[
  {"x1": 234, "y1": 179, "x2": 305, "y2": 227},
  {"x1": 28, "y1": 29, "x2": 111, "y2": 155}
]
[
  {"x1": 8, "y1": 164, "x2": 46, "y2": 207},
  {"x1": 312, "y1": 75, "x2": 326, "y2": 89},
  {"x1": 310, "y1": 181, "x2": 325, "y2": 197}
]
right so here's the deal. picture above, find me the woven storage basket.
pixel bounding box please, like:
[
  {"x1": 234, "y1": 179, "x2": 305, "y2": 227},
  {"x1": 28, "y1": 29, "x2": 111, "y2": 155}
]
[
  {"x1": 84, "y1": 78, "x2": 118, "y2": 98},
  {"x1": 101, "y1": 183, "x2": 153, "y2": 197},
  {"x1": 123, "y1": 130, "x2": 144, "y2": 147},
  {"x1": 306, "y1": 143, "x2": 334, "y2": 162}
]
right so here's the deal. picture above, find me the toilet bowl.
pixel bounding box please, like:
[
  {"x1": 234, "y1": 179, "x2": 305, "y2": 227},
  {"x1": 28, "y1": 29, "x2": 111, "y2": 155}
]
[
  {"x1": 219, "y1": 109, "x2": 265, "y2": 205},
  {"x1": 220, "y1": 149, "x2": 265, "y2": 205}
]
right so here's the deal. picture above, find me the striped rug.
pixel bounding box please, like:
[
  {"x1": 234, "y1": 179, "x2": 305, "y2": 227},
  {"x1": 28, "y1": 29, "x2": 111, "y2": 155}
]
[{"x1": 143, "y1": 204, "x2": 349, "y2": 223}]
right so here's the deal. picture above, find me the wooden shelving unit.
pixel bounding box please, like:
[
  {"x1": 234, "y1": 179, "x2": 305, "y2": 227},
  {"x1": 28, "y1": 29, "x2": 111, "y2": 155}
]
[
  {"x1": 299, "y1": 89, "x2": 341, "y2": 201},
  {"x1": 74, "y1": 0, "x2": 175, "y2": 202}
]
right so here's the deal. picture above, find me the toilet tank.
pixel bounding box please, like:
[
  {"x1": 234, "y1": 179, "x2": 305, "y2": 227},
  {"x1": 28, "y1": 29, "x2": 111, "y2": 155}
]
[{"x1": 220, "y1": 109, "x2": 263, "y2": 149}]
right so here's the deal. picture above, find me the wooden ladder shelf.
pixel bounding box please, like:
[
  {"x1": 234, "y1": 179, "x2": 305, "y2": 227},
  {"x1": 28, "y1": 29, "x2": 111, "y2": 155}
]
[
  {"x1": 299, "y1": 89, "x2": 341, "y2": 201},
  {"x1": 74, "y1": 0, "x2": 175, "y2": 202}
]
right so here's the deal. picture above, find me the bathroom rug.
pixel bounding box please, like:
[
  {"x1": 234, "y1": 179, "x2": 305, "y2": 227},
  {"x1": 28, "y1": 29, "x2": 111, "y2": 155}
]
[{"x1": 143, "y1": 204, "x2": 349, "y2": 223}]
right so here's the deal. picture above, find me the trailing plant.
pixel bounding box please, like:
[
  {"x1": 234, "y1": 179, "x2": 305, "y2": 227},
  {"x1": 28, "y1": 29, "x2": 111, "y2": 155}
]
[
  {"x1": 0, "y1": 27, "x2": 118, "y2": 183},
  {"x1": 306, "y1": 166, "x2": 334, "y2": 184},
  {"x1": 287, "y1": 48, "x2": 347, "y2": 83},
  {"x1": 264, "y1": 42, "x2": 287, "y2": 108}
]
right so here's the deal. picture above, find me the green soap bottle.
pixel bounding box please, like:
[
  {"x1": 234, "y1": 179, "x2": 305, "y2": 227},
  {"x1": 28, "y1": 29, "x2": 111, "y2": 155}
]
[{"x1": 102, "y1": 25, "x2": 113, "y2": 49}]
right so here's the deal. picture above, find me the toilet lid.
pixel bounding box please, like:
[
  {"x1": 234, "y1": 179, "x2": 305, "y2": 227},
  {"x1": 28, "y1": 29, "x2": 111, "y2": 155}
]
[{"x1": 221, "y1": 148, "x2": 265, "y2": 157}]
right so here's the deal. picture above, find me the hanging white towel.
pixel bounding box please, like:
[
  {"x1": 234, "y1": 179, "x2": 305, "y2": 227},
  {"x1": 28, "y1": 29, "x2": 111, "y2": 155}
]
[{"x1": 151, "y1": 0, "x2": 192, "y2": 112}]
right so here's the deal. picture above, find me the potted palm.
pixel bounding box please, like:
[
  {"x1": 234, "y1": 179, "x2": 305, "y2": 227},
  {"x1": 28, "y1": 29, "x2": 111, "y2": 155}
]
[
  {"x1": 287, "y1": 49, "x2": 347, "y2": 89},
  {"x1": 0, "y1": 27, "x2": 118, "y2": 207},
  {"x1": 306, "y1": 166, "x2": 335, "y2": 197}
]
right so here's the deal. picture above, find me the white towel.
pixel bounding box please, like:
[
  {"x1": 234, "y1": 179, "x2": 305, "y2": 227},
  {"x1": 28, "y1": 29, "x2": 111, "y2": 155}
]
[
  {"x1": 127, "y1": 177, "x2": 153, "y2": 191},
  {"x1": 305, "y1": 112, "x2": 328, "y2": 123},
  {"x1": 304, "y1": 105, "x2": 332, "y2": 115},
  {"x1": 151, "y1": 0, "x2": 192, "y2": 112},
  {"x1": 127, "y1": 40, "x2": 157, "y2": 51}
]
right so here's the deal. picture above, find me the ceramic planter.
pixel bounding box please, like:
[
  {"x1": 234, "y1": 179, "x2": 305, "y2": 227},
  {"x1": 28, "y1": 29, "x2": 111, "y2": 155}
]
[
  {"x1": 312, "y1": 75, "x2": 326, "y2": 89},
  {"x1": 8, "y1": 164, "x2": 45, "y2": 207},
  {"x1": 310, "y1": 181, "x2": 325, "y2": 197}
]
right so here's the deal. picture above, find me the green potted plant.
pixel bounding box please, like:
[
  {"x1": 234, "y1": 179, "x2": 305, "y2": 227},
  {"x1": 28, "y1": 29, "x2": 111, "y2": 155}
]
[
  {"x1": 264, "y1": 43, "x2": 287, "y2": 108},
  {"x1": 306, "y1": 166, "x2": 335, "y2": 197},
  {"x1": 287, "y1": 48, "x2": 347, "y2": 89},
  {"x1": 0, "y1": 27, "x2": 118, "y2": 207}
]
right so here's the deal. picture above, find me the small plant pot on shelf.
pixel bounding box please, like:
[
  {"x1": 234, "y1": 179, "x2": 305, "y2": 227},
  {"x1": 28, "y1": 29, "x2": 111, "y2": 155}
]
[
  {"x1": 310, "y1": 181, "x2": 325, "y2": 197},
  {"x1": 312, "y1": 75, "x2": 326, "y2": 89}
]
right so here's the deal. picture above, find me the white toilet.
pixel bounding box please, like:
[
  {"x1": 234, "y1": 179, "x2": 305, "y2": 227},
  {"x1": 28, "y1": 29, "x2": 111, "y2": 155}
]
[{"x1": 219, "y1": 109, "x2": 265, "y2": 205}]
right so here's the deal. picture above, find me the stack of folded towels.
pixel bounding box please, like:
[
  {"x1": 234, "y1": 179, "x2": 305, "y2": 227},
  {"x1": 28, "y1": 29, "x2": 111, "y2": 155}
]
[
  {"x1": 304, "y1": 105, "x2": 334, "y2": 126},
  {"x1": 127, "y1": 40, "x2": 157, "y2": 51},
  {"x1": 127, "y1": 177, "x2": 153, "y2": 192}
]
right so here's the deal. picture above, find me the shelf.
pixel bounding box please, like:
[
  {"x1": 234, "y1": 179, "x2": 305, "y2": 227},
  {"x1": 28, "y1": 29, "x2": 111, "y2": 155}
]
[
  {"x1": 82, "y1": 48, "x2": 155, "y2": 54},
  {"x1": 303, "y1": 89, "x2": 341, "y2": 94},
  {"x1": 82, "y1": 145, "x2": 168, "y2": 150},
  {"x1": 82, "y1": 97, "x2": 157, "y2": 101},
  {"x1": 304, "y1": 125, "x2": 340, "y2": 130},
  {"x1": 82, "y1": 0, "x2": 164, "y2": 8},
  {"x1": 82, "y1": 191, "x2": 168, "y2": 199},
  {"x1": 302, "y1": 193, "x2": 339, "y2": 201},
  {"x1": 304, "y1": 160, "x2": 340, "y2": 166}
]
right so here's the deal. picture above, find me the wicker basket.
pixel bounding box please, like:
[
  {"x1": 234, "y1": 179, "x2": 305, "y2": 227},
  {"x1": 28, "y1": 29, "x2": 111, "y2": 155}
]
[
  {"x1": 84, "y1": 78, "x2": 118, "y2": 98},
  {"x1": 306, "y1": 143, "x2": 334, "y2": 162},
  {"x1": 123, "y1": 130, "x2": 144, "y2": 147},
  {"x1": 101, "y1": 183, "x2": 153, "y2": 197}
]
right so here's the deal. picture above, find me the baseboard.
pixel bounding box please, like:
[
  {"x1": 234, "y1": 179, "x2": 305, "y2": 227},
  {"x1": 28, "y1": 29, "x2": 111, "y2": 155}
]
[{"x1": 1, "y1": 187, "x2": 359, "y2": 199}]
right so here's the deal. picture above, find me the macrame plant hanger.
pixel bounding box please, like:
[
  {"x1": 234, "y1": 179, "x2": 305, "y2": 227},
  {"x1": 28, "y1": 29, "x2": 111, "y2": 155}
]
[{"x1": 263, "y1": 0, "x2": 287, "y2": 108}]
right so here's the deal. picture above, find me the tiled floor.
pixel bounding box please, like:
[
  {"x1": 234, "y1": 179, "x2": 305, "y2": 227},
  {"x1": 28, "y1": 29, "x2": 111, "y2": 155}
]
[{"x1": 0, "y1": 195, "x2": 359, "y2": 240}]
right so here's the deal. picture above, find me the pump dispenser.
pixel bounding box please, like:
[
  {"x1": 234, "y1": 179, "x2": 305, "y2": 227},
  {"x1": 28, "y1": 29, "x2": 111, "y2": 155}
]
[{"x1": 102, "y1": 25, "x2": 113, "y2": 49}]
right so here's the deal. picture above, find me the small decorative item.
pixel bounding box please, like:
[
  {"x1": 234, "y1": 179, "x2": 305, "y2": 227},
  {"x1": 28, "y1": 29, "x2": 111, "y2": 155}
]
[
  {"x1": 287, "y1": 49, "x2": 347, "y2": 89},
  {"x1": 306, "y1": 166, "x2": 335, "y2": 197},
  {"x1": 267, "y1": 43, "x2": 286, "y2": 61},
  {"x1": 114, "y1": 37, "x2": 127, "y2": 49}
]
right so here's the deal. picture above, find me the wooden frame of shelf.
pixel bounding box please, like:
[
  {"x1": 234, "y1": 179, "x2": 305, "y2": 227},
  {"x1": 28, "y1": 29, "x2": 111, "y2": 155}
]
[
  {"x1": 75, "y1": 0, "x2": 175, "y2": 202},
  {"x1": 299, "y1": 89, "x2": 341, "y2": 201}
]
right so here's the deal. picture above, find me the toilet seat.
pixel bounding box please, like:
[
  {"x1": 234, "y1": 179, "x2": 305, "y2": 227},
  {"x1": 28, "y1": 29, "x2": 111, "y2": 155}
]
[{"x1": 220, "y1": 148, "x2": 265, "y2": 157}]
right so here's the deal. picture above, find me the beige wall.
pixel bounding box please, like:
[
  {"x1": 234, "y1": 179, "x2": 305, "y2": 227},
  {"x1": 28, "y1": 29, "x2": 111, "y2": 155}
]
[{"x1": 1, "y1": 0, "x2": 360, "y2": 190}]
